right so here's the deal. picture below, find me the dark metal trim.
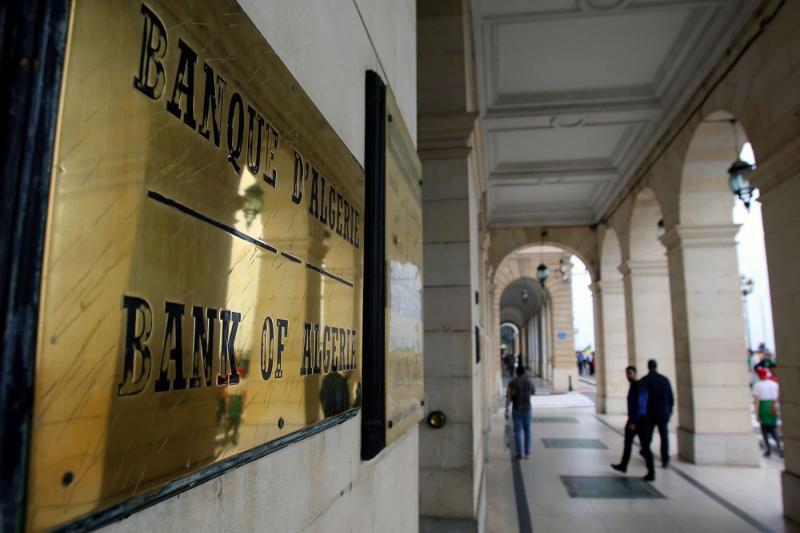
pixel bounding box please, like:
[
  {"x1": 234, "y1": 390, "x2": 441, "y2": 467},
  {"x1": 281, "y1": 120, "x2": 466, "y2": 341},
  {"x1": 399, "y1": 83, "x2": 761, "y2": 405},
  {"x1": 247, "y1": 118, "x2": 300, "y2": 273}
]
[
  {"x1": 55, "y1": 408, "x2": 359, "y2": 532},
  {"x1": 361, "y1": 70, "x2": 387, "y2": 461},
  {"x1": 0, "y1": 2, "x2": 71, "y2": 531}
]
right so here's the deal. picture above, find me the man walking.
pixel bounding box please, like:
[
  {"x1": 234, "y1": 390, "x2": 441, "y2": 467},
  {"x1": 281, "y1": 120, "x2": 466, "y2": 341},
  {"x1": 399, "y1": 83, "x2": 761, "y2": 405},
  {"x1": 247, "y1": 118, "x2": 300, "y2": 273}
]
[
  {"x1": 611, "y1": 366, "x2": 647, "y2": 473},
  {"x1": 506, "y1": 365, "x2": 535, "y2": 459},
  {"x1": 640, "y1": 359, "x2": 674, "y2": 480}
]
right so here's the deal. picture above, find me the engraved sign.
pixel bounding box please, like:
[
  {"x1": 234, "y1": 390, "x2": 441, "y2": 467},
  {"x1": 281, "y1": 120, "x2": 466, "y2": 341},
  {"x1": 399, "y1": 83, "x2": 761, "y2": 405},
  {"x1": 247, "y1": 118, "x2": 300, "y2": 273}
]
[
  {"x1": 384, "y1": 89, "x2": 424, "y2": 444},
  {"x1": 28, "y1": 1, "x2": 363, "y2": 529}
]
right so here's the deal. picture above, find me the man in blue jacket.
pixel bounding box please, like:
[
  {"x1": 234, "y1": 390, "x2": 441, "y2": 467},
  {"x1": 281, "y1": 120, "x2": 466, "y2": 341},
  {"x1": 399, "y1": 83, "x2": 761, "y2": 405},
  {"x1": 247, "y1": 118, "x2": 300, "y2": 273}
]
[
  {"x1": 611, "y1": 366, "x2": 648, "y2": 474},
  {"x1": 640, "y1": 359, "x2": 675, "y2": 479}
]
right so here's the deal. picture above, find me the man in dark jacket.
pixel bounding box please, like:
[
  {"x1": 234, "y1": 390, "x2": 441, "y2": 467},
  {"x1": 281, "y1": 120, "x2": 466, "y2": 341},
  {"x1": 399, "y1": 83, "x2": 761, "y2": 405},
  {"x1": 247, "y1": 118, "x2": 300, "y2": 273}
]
[
  {"x1": 611, "y1": 366, "x2": 647, "y2": 473},
  {"x1": 640, "y1": 359, "x2": 675, "y2": 479}
]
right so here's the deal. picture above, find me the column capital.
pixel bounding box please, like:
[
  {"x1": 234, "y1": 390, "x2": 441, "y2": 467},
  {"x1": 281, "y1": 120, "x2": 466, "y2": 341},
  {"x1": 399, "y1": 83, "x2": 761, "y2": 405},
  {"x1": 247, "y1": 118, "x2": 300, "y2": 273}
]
[
  {"x1": 594, "y1": 279, "x2": 624, "y2": 294},
  {"x1": 618, "y1": 259, "x2": 668, "y2": 278},
  {"x1": 659, "y1": 224, "x2": 739, "y2": 251},
  {"x1": 418, "y1": 111, "x2": 479, "y2": 161}
]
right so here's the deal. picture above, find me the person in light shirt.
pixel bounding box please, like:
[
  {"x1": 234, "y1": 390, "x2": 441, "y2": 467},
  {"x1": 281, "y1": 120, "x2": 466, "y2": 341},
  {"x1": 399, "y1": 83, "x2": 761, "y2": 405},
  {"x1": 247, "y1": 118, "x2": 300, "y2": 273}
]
[{"x1": 753, "y1": 367, "x2": 782, "y2": 458}]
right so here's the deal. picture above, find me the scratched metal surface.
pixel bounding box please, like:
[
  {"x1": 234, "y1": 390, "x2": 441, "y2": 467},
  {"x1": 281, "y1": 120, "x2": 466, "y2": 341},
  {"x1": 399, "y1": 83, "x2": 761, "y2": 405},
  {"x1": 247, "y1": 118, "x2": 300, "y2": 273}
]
[
  {"x1": 28, "y1": 0, "x2": 364, "y2": 530},
  {"x1": 383, "y1": 88, "x2": 424, "y2": 445}
]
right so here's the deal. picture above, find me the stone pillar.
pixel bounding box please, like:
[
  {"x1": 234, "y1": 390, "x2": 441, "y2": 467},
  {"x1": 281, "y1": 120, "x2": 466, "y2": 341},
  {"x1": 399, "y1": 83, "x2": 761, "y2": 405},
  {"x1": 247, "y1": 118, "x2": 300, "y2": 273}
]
[
  {"x1": 418, "y1": 1, "x2": 484, "y2": 528},
  {"x1": 545, "y1": 271, "x2": 577, "y2": 392},
  {"x1": 419, "y1": 128, "x2": 484, "y2": 531},
  {"x1": 750, "y1": 138, "x2": 800, "y2": 522},
  {"x1": 593, "y1": 280, "x2": 629, "y2": 415},
  {"x1": 660, "y1": 225, "x2": 759, "y2": 466},
  {"x1": 620, "y1": 260, "x2": 677, "y2": 399}
]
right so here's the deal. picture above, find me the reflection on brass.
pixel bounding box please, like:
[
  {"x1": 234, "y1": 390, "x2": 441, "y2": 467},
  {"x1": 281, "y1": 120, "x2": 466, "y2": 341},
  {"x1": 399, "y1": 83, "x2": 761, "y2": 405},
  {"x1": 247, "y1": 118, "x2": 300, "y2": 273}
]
[
  {"x1": 384, "y1": 89, "x2": 424, "y2": 445},
  {"x1": 28, "y1": 1, "x2": 363, "y2": 530}
]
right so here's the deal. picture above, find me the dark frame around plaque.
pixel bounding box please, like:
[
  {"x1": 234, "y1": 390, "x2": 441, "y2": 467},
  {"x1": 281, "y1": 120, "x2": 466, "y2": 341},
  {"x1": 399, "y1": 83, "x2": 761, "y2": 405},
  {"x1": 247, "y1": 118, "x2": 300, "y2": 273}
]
[
  {"x1": 0, "y1": 2, "x2": 70, "y2": 531},
  {"x1": 361, "y1": 70, "x2": 387, "y2": 461}
]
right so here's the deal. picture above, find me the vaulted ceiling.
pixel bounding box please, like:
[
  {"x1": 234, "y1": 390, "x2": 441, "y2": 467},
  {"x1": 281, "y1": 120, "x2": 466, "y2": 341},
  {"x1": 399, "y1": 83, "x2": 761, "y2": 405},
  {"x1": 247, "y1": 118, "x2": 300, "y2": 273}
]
[{"x1": 472, "y1": 0, "x2": 761, "y2": 227}]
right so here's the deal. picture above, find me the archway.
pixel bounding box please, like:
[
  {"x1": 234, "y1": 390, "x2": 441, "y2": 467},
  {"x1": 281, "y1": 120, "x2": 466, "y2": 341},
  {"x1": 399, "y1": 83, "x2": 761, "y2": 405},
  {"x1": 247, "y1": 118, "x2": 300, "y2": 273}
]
[
  {"x1": 500, "y1": 322, "x2": 520, "y2": 362},
  {"x1": 500, "y1": 279, "x2": 547, "y2": 376},
  {"x1": 659, "y1": 111, "x2": 760, "y2": 465},
  {"x1": 494, "y1": 243, "x2": 596, "y2": 392}
]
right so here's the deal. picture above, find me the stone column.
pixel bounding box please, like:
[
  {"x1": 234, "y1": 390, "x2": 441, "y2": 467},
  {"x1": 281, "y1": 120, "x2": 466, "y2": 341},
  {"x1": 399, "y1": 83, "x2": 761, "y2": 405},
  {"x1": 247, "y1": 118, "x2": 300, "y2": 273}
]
[
  {"x1": 593, "y1": 280, "x2": 629, "y2": 415},
  {"x1": 545, "y1": 271, "x2": 577, "y2": 392},
  {"x1": 750, "y1": 138, "x2": 800, "y2": 522},
  {"x1": 417, "y1": 1, "x2": 484, "y2": 527},
  {"x1": 620, "y1": 260, "x2": 677, "y2": 399},
  {"x1": 660, "y1": 225, "x2": 758, "y2": 466},
  {"x1": 419, "y1": 123, "x2": 483, "y2": 531}
]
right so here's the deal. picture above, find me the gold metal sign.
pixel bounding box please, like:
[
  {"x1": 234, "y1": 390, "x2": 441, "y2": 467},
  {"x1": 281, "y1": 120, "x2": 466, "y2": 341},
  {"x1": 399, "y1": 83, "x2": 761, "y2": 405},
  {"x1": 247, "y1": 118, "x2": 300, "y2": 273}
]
[
  {"x1": 384, "y1": 89, "x2": 424, "y2": 444},
  {"x1": 28, "y1": 1, "x2": 363, "y2": 530}
]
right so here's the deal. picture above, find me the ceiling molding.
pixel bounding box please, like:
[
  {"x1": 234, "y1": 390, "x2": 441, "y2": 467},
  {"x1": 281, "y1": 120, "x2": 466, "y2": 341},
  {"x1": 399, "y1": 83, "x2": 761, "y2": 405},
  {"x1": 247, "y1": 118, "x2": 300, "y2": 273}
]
[{"x1": 474, "y1": 0, "x2": 761, "y2": 227}]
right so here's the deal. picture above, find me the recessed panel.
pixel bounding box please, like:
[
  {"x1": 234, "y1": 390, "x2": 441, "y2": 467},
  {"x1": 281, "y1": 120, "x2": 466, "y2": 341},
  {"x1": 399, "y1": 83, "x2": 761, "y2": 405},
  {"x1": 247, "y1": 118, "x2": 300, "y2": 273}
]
[
  {"x1": 493, "y1": 124, "x2": 628, "y2": 167},
  {"x1": 496, "y1": 10, "x2": 689, "y2": 96},
  {"x1": 561, "y1": 476, "x2": 665, "y2": 498},
  {"x1": 493, "y1": 182, "x2": 597, "y2": 210}
]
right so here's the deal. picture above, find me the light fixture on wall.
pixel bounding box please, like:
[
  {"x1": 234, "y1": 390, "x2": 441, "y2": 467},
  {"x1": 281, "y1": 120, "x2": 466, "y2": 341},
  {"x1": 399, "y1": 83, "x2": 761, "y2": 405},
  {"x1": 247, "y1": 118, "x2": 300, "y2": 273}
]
[
  {"x1": 536, "y1": 264, "x2": 549, "y2": 286},
  {"x1": 656, "y1": 219, "x2": 666, "y2": 238},
  {"x1": 537, "y1": 229, "x2": 549, "y2": 287},
  {"x1": 726, "y1": 119, "x2": 756, "y2": 211},
  {"x1": 557, "y1": 258, "x2": 569, "y2": 282},
  {"x1": 521, "y1": 289, "x2": 529, "y2": 303}
]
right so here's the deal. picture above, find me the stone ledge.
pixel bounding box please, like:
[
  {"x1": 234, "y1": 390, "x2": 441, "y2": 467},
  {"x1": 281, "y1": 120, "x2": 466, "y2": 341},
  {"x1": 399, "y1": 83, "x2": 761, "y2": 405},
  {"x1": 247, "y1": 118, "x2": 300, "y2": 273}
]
[
  {"x1": 420, "y1": 515, "x2": 479, "y2": 533},
  {"x1": 418, "y1": 111, "x2": 479, "y2": 161},
  {"x1": 781, "y1": 470, "x2": 800, "y2": 525},
  {"x1": 677, "y1": 426, "x2": 760, "y2": 466},
  {"x1": 660, "y1": 224, "x2": 740, "y2": 251}
]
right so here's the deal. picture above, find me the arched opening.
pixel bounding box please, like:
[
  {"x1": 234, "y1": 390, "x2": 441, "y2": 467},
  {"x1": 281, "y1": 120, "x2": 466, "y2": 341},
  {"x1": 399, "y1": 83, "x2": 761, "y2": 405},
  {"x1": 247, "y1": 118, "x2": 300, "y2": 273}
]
[
  {"x1": 500, "y1": 279, "x2": 547, "y2": 376},
  {"x1": 500, "y1": 322, "x2": 520, "y2": 361},
  {"x1": 665, "y1": 111, "x2": 765, "y2": 466},
  {"x1": 494, "y1": 243, "x2": 596, "y2": 393},
  {"x1": 733, "y1": 143, "x2": 775, "y2": 363}
]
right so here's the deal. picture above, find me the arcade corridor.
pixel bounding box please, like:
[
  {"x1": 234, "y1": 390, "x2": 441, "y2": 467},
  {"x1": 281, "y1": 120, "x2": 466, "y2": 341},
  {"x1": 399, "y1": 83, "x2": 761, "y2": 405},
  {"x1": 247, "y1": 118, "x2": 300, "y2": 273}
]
[
  {"x1": 3, "y1": 0, "x2": 800, "y2": 531},
  {"x1": 486, "y1": 383, "x2": 788, "y2": 533}
]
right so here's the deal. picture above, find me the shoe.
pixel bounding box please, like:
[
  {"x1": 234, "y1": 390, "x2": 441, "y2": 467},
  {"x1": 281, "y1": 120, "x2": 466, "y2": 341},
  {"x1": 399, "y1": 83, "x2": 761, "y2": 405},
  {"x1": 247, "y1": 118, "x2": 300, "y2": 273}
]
[
  {"x1": 643, "y1": 473, "x2": 655, "y2": 482},
  {"x1": 515, "y1": 454, "x2": 522, "y2": 460},
  {"x1": 611, "y1": 463, "x2": 626, "y2": 473},
  {"x1": 662, "y1": 460, "x2": 669, "y2": 469},
  {"x1": 524, "y1": 454, "x2": 531, "y2": 460},
  {"x1": 763, "y1": 451, "x2": 772, "y2": 458}
]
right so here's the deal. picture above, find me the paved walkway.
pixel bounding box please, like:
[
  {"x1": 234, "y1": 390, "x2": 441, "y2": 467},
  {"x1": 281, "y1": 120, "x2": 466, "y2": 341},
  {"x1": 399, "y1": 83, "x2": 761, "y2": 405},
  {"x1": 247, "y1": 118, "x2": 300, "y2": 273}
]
[{"x1": 487, "y1": 389, "x2": 793, "y2": 533}]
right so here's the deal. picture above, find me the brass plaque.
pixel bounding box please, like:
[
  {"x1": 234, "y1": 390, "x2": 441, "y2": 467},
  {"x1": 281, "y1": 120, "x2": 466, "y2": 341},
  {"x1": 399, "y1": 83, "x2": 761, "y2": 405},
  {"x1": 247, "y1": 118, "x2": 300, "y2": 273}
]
[
  {"x1": 384, "y1": 89, "x2": 424, "y2": 444},
  {"x1": 28, "y1": 1, "x2": 363, "y2": 530}
]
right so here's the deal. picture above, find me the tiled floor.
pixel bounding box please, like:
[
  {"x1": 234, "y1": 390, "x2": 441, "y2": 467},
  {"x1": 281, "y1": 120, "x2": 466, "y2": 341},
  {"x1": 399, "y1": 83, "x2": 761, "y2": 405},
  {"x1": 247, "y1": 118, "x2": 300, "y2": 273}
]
[{"x1": 486, "y1": 394, "x2": 793, "y2": 533}]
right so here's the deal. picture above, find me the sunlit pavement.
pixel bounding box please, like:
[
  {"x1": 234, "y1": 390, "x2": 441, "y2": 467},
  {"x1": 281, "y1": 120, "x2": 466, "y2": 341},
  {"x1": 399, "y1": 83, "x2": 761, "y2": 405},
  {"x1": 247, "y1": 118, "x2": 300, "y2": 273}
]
[{"x1": 487, "y1": 383, "x2": 793, "y2": 533}]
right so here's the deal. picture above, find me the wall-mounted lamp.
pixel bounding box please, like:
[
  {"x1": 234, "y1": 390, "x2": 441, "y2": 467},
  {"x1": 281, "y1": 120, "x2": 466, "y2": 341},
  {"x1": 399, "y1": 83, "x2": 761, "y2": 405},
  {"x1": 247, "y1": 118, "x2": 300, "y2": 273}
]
[
  {"x1": 536, "y1": 263, "x2": 549, "y2": 286},
  {"x1": 656, "y1": 219, "x2": 666, "y2": 238},
  {"x1": 557, "y1": 258, "x2": 569, "y2": 282},
  {"x1": 726, "y1": 120, "x2": 756, "y2": 211},
  {"x1": 521, "y1": 289, "x2": 529, "y2": 303}
]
